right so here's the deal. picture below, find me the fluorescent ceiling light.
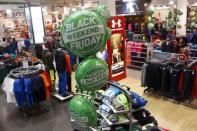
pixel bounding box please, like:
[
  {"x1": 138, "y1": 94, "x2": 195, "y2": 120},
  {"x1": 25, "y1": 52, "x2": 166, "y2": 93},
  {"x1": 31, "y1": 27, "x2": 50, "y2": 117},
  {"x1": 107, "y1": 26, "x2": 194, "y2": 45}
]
[
  {"x1": 123, "y1": 0, "x2": 135, "y2": 2},
  {"x1": 72, "y1": 8, "x2": 76, "y2": 11},
  {"x1": 64, "y1": 6, "x2": 69, "y2": 15},
  {"x1": 51, "y1": 11, "x2": 58, "y2": 14},
  {"x1": 6, "y1": 9, "x2": 12, "y2": 15},
  {"x1": 155, "y1": 6, "x2": 169, "y2": 9},
  {"x1": 190, "y1": 2, "x2": 197, "y2": 6},
  {"x1": 42, "y1": 7, "x2": 47, "y2": 12},
  {"x1": 169, "y1": 0, "x2": 174, "y2": 5}
]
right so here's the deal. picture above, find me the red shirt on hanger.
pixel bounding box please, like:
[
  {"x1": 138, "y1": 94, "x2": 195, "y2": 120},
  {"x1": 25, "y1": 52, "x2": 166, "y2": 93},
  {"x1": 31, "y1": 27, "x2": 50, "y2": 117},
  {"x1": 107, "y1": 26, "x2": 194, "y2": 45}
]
[{"x1": 65, "y1": 54, "x2": 72, "y2": 74}]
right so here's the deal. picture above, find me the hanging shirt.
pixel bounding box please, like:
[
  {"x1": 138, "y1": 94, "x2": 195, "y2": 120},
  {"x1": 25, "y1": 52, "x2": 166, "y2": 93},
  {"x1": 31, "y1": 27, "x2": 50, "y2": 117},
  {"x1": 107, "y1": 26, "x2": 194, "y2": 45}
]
[
  {"x1": 54, "y1": 49, "x2": 66, "y2": 74},
  {"x1": 2, "y1": 76, "x2": 16, "y2": 104},
  {"x1": 14, "y1": 78, "x2": 27, "y2": 107},
  {"x1": 30, "y1": 76, "x2": 46, "y2": 103},
  {"x1": 192, "y1": 66, "x2": 197, "y2": 98},
  {"x1": 24, "y1": 78, "x2": 34, "y2": 107},
  {"x1": 24, "y1": 39, "x2": 30, "y2": 49},
  {"x1": 65, "y1": 54, "x2": 72, "y2": 74},
  {"x1": 40, "y1": 72, "x2": 51, "y2": 100}
]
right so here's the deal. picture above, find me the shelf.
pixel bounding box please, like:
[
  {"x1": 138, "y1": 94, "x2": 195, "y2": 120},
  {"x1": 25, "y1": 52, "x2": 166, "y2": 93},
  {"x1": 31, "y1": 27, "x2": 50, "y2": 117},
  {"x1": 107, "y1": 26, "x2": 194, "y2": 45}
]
[
  {"x1": 131, "y1": 56, "x2": 146, "y2": 59},
  {"x1": 129, "y1": 51, "x2": 147, "y2": 54},
  {"x1": 189, "y1": 57, "x2": 197, "y2": 59},
  {"x1": 96, "y1": 110, "x2": 112, "y2": 125},
  {"x1": 102, "y1": 101, "x2": 129, "y2": 114},
  {"x1": 132, "y1": 106, "x2": 145, "y2": 113},
  {"x1": 127, "y1": 60, "x2": 145, "y2": 64},
  {"x1": 190, "y1": 48, "x2": 197, "y2": 51},
  {"x1": 97, "y1": 110, "x2": 133, "y2": 126},
  {"x1": 126, "y1": 46, "x2": 147, "y2": 49},
  {"x1": 127, "y1": 65, "x2": 142, "y2": 69}
]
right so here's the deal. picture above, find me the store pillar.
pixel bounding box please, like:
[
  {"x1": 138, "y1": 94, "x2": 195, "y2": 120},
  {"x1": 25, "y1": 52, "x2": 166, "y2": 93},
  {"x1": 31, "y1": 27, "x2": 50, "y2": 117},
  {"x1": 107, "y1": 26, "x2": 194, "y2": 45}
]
[
  {"x1": 176, "y1": 0, "x2": 188, "y2": 36},
  {"x1": 99, "y1": 0, "x2": 116, "y2": 16}
]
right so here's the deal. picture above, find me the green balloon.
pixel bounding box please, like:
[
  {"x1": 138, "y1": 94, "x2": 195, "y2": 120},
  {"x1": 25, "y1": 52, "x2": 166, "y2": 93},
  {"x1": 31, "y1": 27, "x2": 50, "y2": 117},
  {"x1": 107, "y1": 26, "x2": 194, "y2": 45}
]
[
  {"x1": 69, "y1": 96, "x2": 97, "y2": 127},
  {"x1": 147, "y1": 6, "x2": 155, "y2": 15},
  {"x1": 190, "y1": 11, "x2": 196, "y2": 17},
  {"x1": 191, "y1": 17, "x2": 196, "y2": 22},
  {"x1": 58, "y1": 14, "x2": 62, "y2": 20},
  {"x1": 177, "y1": 24, "x2": 182, "y2": 29},
  {"x1": 75, "y1": 57, "x2": 109, "y2": 91},
  {"x1": 96, "y1": 5, "x2": 110, "y2": 21},
  {"x1": 191, "y1": 22, "x2": 196, "y2": 28},
  {"x1": 147, "y1": 16, "x2": 152, "y2": 23},
  {"x1": 168, "y1": 20, "x2": 174, "y2": 26},
  {"x1": 176, "y1": 9, "x2": 183, "y2": 16},
  {"x1": 61, "y1": 10, "x2": 109, "y2": 57},
  {"x1": 147, "y1": 23, "x2": 154, "y2": 31}
]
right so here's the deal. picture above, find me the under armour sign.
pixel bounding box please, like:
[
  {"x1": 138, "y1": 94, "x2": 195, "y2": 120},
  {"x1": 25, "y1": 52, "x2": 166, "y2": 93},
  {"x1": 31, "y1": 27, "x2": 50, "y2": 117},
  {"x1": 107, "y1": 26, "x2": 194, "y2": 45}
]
[
  {"x1": 108, "y1": 16, "x2": 124, "y2": 29},
  {"x1": 112, "y1": 19, "x2": 121, "y2": 28}
]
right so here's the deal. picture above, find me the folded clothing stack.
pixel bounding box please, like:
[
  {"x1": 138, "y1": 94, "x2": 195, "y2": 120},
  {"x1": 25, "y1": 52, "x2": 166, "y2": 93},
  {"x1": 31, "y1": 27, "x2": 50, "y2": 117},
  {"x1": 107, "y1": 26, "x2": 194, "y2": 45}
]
[
  {"x1": 102, "y1": 87, "x2": 121, "y2": 105},
  {"x1": 99, "y1": 104, "x2": 111, "y2": 117},
  {"x1": 112, "y1": 94, "x2": 129, "y2": 111},
  {"x1": 131, "y1": 92, "x2": 147, "y2": 109},
  {"x1": 107, "y1": 114, "x2": 128, "y2": 124}
]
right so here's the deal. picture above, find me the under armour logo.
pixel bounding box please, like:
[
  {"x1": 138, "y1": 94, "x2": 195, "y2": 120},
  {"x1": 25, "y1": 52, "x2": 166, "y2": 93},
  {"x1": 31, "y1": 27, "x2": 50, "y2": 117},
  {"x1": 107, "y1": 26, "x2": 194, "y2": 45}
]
[{"x1": 112, "y1": 19, "x2": 121, "y2": 28}]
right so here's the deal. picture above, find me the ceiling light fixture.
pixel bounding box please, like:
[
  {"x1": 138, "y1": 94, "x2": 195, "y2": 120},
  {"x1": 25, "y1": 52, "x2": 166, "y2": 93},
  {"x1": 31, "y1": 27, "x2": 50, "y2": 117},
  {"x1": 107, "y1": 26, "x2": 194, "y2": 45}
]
[
  {"x1": 6, "y1": 9, "x2": 12, "y2": 16},
  {"x1": 169, "y1": 0, "x2": 174, "y2": 5},
  {"x1": 42, "y1": 7, "x2": 47, "y2": 12},
  {"x1": 64, "y1": 6, "x2": 69, "y2": 15},
  {"x1": 72, "y1": 8, "x2": 76, "y2": 12}
]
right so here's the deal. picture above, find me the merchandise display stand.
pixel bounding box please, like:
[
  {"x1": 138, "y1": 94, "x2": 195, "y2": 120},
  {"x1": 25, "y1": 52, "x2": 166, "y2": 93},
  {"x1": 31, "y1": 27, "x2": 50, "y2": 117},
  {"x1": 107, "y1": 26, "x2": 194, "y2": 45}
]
[
  {"x1": 107, "y1": 16, "x2": 127, "y2": 81},
  {"x1": 71, "y1": 81, "x2": 156, "y2": 131},
  {"x1": 127, "y1": 41, "x2": 150, "y2": 70}
]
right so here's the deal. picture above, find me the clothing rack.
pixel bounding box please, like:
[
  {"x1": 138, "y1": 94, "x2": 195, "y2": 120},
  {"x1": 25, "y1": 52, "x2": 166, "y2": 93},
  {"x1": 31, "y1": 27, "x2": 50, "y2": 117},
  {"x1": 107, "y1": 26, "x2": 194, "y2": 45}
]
[
  {"x1": 4, "y1": 66, "x2": 49, "y2": 116},
  {"x1": 9, "y1": 66, "x2": 42, "y2": 78},
  {"x1": 142, "y1": 51, "x2": 197, "y2": 109}
]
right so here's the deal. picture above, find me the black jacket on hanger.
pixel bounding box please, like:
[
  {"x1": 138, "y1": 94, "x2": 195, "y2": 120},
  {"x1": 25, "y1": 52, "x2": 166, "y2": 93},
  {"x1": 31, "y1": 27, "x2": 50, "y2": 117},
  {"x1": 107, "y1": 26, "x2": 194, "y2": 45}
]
[{"x1": 54, "y1": 49, "x2": 66, "y2": 74}]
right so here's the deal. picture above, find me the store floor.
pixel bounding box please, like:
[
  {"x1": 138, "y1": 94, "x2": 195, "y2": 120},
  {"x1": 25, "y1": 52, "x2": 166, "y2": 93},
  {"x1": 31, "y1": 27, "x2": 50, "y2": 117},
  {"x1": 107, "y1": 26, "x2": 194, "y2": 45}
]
[
  {"x1": 0, "y1": 88, "x2": 73, "y2": 131},
  {"x1": 0, "y1": 69, "x2": 197, "y2": 131}
]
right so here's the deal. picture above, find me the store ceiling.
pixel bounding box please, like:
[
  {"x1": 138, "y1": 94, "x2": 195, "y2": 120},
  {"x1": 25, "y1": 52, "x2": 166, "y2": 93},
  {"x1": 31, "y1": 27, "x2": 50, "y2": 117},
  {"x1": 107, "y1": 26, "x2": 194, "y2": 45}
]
[
  {"x1": 151, "y1": 0, "x2": 196, "y2": 6},
  {"x1": 0, "y1": 0, "x2": 98, "y2": 5},
  {"x1": 0, "y1": 0, "x2": 196, "y2": 6}
]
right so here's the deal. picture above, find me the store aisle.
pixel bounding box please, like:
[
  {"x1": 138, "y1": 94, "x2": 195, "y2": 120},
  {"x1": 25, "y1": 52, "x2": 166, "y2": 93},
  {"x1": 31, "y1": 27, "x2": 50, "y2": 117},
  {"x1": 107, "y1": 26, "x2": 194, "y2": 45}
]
[
  {"x1": 121, "y1": 69, "x2": 197, "y2": 131},
  {"x1": 1, "y1": 69, "x2": 197, "y2": 131}
]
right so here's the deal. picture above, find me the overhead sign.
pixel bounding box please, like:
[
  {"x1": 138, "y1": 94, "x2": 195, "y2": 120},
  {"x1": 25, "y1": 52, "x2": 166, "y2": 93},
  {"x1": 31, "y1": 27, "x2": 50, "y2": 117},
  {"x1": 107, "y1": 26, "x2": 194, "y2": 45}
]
[{"x1": 116, "y1": 0, "x2": 145, "y2": 15}]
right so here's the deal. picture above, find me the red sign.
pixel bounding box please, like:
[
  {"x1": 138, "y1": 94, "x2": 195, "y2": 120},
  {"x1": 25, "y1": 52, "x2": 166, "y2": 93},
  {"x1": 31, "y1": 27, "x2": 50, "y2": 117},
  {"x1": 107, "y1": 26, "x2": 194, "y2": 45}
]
[{"x1": 107, "y1": 16, "x2": 127, "y2": 81}]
